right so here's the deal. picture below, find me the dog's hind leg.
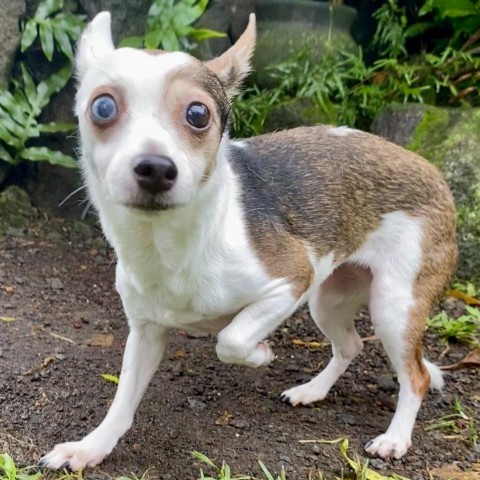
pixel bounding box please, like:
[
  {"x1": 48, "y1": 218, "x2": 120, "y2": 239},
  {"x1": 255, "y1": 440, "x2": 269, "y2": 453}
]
[
  {"x1": 40, "y1": 323, "x2": 167, "y2": 471},
  {"x1": 281, "y1": 264, "x2": 371, "y2": 405},
  {"x1": 363, "y1": 217, "x2": 456, "y2": 460}
]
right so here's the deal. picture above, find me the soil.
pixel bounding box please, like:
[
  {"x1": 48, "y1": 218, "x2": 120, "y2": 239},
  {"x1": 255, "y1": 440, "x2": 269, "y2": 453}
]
[{"x1": 0, "y1": 216, "x2": 479, "y2": 480}]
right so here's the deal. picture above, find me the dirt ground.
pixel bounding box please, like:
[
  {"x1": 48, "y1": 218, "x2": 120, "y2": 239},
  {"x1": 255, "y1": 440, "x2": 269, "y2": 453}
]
[{"x1": 0, "y1": 216, "x2": 479, "y2": 480}]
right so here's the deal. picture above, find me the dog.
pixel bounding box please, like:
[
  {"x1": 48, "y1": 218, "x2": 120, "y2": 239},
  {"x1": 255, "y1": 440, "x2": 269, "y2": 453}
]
[{"x1": 40, "y1": 11, "x2": 457, "y2": 471}]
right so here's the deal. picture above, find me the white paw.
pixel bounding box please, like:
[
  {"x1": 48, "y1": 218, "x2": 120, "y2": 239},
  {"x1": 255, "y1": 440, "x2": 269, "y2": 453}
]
[
  {"x1": 280, "y1": 381, "x2": 328, "y2": 406},
  {"x1": 39, "y1": 441, "x2": 109, "y2": 471},
  {"x1": 365, "y1": 433, "x2": 411, "y2": 460},
  {"x1": 244, "y1": 341, "x2": 275, "y2": 368}
]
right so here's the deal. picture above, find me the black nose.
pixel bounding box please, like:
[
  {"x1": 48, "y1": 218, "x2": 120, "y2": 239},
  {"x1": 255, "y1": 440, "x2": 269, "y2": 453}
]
[{"x1": 133, "y1": 155, "x2": 178, "y2": 195}]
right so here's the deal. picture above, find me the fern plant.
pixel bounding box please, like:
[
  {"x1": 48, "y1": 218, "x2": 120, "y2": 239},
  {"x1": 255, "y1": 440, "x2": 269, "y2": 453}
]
[
  {"x1": 120, "y1": 0, "x2": 225, "y2": 51},
  {"x1": 21, "y1": 0, "x2": 86, "y2": 61},
  {"x1": 0, "y1": 64, "x2": 76, "y2": 167},
  {"x1": 0, "y1": 0, "x2": 85, "y2": 169}
]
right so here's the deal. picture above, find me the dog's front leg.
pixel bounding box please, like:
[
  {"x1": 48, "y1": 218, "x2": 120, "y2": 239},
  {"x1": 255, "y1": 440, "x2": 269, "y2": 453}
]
[
  {"x1": 216, "y1": 287, "x2": 299, "y2": 368},
  {"x1": 40, "y1": 323, "x2": 167, "y2": 471}
]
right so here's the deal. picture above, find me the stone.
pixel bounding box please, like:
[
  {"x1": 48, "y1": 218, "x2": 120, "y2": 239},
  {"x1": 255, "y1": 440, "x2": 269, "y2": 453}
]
[
  {"x1": 78, "y1": 0, "x2": 152, "y2": 44},
  {"x1": 192, "y1": 0, "x2": 254, "y2": 60},
  {"x1": 0, "y1": 1, "x2": 25, "y2": 87},
  {"x1": 0, "y1": 186, "x2": 37, "y2": 236},
  {"x1": 373, "y1": 104, "x2": 480, "y2": 285},
  {"x1": 264, "y1": 97, "x2": 336, "y2": 133}
]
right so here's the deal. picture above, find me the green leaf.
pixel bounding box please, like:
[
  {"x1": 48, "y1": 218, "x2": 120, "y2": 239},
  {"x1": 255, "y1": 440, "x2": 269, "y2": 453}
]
[
  {"x1": 0, "y1": 143, "x2": 14, "y2": 164},
  {"x1": 39, "y1": 121, "x2": 77, "y2": 133},
  {"x1": 36, "y1": 0, "x2": 64, "y2": 20},
  {"x1": 145, "y1": 29, "x2": 165, "y2": 49},
  {"x1": 172, "y1": 0, "x2": 208, "y2": 29},
  {"x1": 405, "y1": 22, "x2": 434, "y2": 38},
  {"x1": 39, "y1": 22, "x2": 55, "y2": 61},
  {"x1": 0, "y1": 89, "x2": 27, "y2": 124},
  {"x1": 21, "y1": 20, "x2": 38, "y2": 52},
  {"x1": 53, "y1": 27, "x2": 73, "y2": 60},
  {"x1": 0, "y1": 124, "x2": 22, "y2": 150},
  {"x1": 119, "y1": 36, "x2": 145, "y2": 48},
  {"x1": 100, "y1": 373, "x2": 119, "y2": 384},
  {"x1": 19, "y1": 147, "x2": 76, "y2": 168},
  {"x1": 34, "y1": 64, "x2": 72, "y2": 112},
  {"x1": 161, "y1": 29, "x2": 180, "y2": 51},
  {"x1": 191, "y1": 452, "x2": 220, "y2": 471},
  {"x1": 20, "y1": 64, "x2": 37, "y2": 110},
  {"x1": 0, "y1": 453, "x2": 17, "y2": 479},
  {"x1": 0, "y1": 112, "x2": 32, "y2": 140},
  {"x1": 56, "y1": 13, "x2": 86, "y2": 39},
  {"x1": 187, "y1": 28, "x2": 226, "y2": 41},
  {"x1": 434, "y1": 0, "x2": 477, "y2": 18}
]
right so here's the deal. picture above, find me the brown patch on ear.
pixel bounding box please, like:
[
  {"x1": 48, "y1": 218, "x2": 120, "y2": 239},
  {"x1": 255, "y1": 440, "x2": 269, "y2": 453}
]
[{"x1": 205, "y1": 13, "x2": 256, "y2": 99}]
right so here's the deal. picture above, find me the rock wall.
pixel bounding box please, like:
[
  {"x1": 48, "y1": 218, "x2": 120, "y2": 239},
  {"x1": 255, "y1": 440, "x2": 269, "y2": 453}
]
[{"x1": 0, "y1": 1, "x2": 25, "y2": 86}]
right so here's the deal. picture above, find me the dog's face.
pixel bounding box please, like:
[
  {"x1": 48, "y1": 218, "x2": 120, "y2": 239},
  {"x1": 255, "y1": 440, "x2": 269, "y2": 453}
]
[{"x1": 76, "y1": 12, "x2": 255, "y2": 211}]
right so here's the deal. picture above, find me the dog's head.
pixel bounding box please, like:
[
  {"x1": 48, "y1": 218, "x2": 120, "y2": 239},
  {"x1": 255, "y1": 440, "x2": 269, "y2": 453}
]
[{"x1": 76, "y1": 12, "x2": 255, "y2": 211}]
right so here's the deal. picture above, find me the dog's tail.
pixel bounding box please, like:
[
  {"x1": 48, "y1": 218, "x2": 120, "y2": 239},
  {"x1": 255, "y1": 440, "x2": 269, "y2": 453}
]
[{"x1": 424, "y1": 358, "x2": 444, "y2": 391}]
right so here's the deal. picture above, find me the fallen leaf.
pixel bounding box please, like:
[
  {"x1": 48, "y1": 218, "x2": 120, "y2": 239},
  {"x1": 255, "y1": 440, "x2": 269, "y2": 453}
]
[
  {"x1": 40, "y1": 327, "x2": 75, "y2": 344},
  {"x1": 86, "y1": 333, "x2": 114, "y2": 347},
  {"x1": 0, "y1": 316, "x2": 16, "y2": 322},
  {"x1": 299, "y1": 437, "x2": 346, "y2": 445},
  {"x1": 446, "y1": 289, "x2": 480, "y2": 306},
  {"x1": 293, "y1": 336, "x2": 378, "y2": 349},
  {"x1": 292, "y1": 339, "x2": 327, "y2": 348},
  {"x1": 22, "y1": 355, "x2": 56, "y2": 376},
  {"x1": 429, "y1": 463, "x2": 480, "y2": 480},
  {"x1": 440, "y1": 349, "x2": 480, "y2": 371},
  {"x1": 100, "y1": 373, "x2": 119, "y2": 385},
  {"x1": 215, "y1": 411, "x2": 233, "y2": 426},
  {"x1": 5, "y1": 286, "x2": 14, "y2": 294}
]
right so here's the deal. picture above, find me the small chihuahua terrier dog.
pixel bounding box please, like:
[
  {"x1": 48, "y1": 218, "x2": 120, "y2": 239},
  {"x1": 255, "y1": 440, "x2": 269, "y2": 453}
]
[{"x1": 41, "y1": 12, "x2": 457, "y2": 470}]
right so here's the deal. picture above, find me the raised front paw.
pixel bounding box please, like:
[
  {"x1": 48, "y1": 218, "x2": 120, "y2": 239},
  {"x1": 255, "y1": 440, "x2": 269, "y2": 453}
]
[
  {"x1": 365, "y1": 433, "x2": 411, "y2": 460},
  {"x1": 244, "y1": 341, "x2": 275, "y2": 367},
  {"x1": 39, "y1": 441, "x2": 109, "y2": 471}
]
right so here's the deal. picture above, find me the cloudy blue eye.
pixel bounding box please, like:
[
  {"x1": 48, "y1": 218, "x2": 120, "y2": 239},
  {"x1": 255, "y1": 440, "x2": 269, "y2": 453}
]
[{"x1": 91, "y1": 95, "x2": 117, "y2": 122}]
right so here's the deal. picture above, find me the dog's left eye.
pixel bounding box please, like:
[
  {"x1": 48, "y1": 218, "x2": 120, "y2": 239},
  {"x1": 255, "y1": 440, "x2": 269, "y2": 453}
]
[
  {"x1": 91, "y1": 95, "x2": 118, "y2": 123},
  {"x1": 186, "y1": 102, "x2": 210, "y2": 130}
]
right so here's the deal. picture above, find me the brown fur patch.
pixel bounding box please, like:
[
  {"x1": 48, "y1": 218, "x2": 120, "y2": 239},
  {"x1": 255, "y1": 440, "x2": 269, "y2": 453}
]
[
  {"x1": 404, "y1": 214, "x2": 457, "y2": 396},
  {"x1": 144, "y1": 49, "x2": 166, "y2": 56},
  {"x1": 162, "y1": 65, "x2": 229, "y2": 185},
  {"x1": 229, "y1": 125, "x2": 457, "y2": 302}
]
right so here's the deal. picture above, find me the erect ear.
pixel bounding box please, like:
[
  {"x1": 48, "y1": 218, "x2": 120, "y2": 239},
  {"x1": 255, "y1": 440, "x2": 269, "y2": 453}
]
[
  {"x1": 76, "y1": 11, "x2": 115, "y2": 80},
  {"x1": 205, "y1": 13, "x2": 256, "y2": 100}
]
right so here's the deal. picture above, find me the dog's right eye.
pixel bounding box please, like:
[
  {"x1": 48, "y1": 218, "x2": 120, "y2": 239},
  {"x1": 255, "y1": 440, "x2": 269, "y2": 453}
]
[{"x1": 91, "y1": 95, "x2": 118, "y2": 123}]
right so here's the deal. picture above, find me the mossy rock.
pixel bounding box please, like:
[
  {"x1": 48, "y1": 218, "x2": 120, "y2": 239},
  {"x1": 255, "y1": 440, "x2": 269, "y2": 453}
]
[
  {"x1": 373, "y1": 104, "x2": 480, "y2": 285},
  {"x1": 0, "y1": 186, "x2": 37, "y2": 236},
  {"x1": 263, "y1": 97, "x2": 336, "y2": 132}
]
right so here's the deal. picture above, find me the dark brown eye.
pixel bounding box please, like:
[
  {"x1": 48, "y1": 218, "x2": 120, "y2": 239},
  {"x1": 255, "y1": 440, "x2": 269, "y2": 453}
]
[{"x1": 186, "y1": 102, "x2": 210, "y2": 129}]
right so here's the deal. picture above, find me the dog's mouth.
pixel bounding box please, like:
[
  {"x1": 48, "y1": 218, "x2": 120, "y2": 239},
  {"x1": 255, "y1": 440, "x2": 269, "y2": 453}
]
[{"x1": 123, "y1": 194, "x2": 177, "y2": 212}]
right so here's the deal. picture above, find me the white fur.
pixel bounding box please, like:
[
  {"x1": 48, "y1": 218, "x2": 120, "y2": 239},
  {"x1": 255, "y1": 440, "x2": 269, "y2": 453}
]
[{"x1": 330, "y1": 126, "x2": 360, "y2": 136}]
